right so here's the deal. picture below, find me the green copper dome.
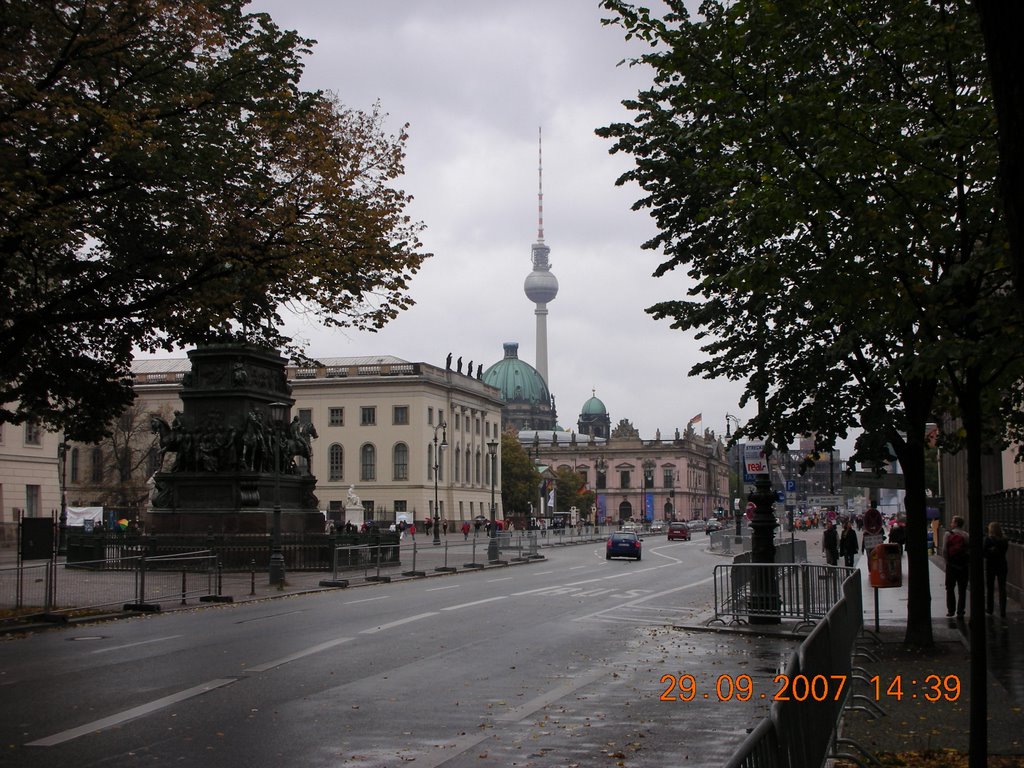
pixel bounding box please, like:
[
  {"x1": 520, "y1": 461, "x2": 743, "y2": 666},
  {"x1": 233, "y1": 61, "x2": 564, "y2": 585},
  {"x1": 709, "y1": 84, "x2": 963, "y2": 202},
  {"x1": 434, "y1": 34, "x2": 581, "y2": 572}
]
[
  {"x1": 483, "y1": 342, "x2": 551, "y2": 405},
  {"x1": 581, "y1": 392, "x2": 607, "y2": 416}
]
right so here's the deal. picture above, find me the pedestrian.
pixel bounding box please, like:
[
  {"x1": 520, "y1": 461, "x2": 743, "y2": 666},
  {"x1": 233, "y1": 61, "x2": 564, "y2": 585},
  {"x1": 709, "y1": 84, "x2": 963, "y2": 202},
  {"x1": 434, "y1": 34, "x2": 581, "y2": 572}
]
[
  {"x1": 942, "y1": 516, "x2": 970, "y2": 618},
  {"x1": 822, "y1": 519, "x2": 839, "y2": 566},
  {"x1": 983, "y1": 521, "x2": 1009, "y2": 618},
  {"x1": 461, "y1": 521, "x2": 470, "y2": 540},
  {"x1": 424, "y1": 518, "x2": 432, "y2": 536},
  {"x1": 839, "y1": 519, "x2": 858, "y2": 567},
  {"x1": 888, "y1": 521, "x2": 906, "y2": 555},
  {"x1": 442, "y1": 518, "x2": 449, "y2": 536}
]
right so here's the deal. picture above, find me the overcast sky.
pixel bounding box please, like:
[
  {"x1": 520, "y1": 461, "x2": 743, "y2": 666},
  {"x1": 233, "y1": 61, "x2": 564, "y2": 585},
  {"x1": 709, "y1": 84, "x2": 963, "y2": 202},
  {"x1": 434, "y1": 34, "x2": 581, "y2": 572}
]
[{"x1": 235, "y1": 1, "x2": 764, "y2": 446}]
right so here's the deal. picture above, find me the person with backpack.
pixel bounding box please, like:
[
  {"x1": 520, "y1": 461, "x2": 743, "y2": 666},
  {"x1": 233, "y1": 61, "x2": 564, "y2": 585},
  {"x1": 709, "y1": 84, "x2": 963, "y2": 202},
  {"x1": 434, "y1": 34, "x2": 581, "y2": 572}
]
[{"x1": 942, "y1": 516, "x2": 970, "y2": 618}]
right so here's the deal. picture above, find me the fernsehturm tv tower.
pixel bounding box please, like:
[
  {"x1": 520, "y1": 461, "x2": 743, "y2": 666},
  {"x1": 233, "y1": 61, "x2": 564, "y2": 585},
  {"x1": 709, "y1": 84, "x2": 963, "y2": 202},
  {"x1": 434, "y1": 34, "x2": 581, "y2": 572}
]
[{"x1": 523, "y1": 127, "x2": 558, "y2": 387}]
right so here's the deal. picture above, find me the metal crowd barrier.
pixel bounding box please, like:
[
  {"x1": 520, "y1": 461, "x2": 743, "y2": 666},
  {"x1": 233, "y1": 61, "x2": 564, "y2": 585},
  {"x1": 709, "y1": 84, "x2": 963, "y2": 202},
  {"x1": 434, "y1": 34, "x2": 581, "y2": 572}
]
[
  {"x1": 710, "y1": 562, "x2": 856, "y2": 628},
  {"x1": 0, "y1": 550, "x2": 223, "y2": 618},
  {"x1": 724, "y1": 570, "x2": 881, "y2": 768}
]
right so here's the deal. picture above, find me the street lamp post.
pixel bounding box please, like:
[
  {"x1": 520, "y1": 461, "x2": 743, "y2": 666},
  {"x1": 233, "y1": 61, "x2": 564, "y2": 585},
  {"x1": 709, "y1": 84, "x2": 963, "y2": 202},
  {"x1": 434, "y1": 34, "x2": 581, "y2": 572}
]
[
  {"x1": 725, "y1": 414, "x2": 743, "y2": 536},
  {"x1": 595, "y1": 456, "x2": 607, "y2": 530},
  {"x1": 268, "y1": 401, "x2": 289, "y2": 587},
  {"x1": 487, "y1": 439, "x2": 499, "y2": 561},
  {"x1": 641, "y1": 458, "x2": 655, "y2": 526},
  {"x1": 432, "y1": 421, "x2": 447, "y2": 545}
]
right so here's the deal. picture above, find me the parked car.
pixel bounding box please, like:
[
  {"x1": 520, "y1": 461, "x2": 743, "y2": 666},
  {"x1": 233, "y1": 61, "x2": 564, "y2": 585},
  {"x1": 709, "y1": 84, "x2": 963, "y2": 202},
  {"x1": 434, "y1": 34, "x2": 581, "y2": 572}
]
[
  {"x1": 606, "y1": 531, "x2": 642, "y2": 560},
  {"x1": 686, "y1": 519, "x2": 707, "y2": 532},
  {"x1": 667, "y1": 522, "x2": 691, "y2": 541},
  {"x1": 705, "y1": 518, "x2": 723, "y2": 534}
]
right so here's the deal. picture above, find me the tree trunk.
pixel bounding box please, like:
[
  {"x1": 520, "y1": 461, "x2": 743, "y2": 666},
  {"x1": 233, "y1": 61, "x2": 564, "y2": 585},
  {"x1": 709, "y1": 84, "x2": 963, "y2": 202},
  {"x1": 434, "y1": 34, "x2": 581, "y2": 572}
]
[
  {"x1": 896, "y1": 377, "x2": 937, "y2": 648},
  {"x1": 962, "y1": 366, "x2": 988, "y2": 767}
]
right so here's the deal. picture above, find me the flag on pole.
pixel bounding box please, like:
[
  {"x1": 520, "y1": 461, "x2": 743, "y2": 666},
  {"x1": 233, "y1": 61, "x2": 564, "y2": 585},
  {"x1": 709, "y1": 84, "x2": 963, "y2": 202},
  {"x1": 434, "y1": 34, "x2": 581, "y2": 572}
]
[{"x1": 688, "y1": 413, "x2": 702, "y2": 426}]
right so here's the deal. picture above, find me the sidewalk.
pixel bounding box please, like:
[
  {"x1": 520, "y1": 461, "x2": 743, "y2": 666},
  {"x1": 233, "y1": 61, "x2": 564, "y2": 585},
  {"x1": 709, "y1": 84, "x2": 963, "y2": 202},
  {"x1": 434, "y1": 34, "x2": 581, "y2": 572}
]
[{"x1": 837, "y1": 551, "x2": 1024, "y2": 759}]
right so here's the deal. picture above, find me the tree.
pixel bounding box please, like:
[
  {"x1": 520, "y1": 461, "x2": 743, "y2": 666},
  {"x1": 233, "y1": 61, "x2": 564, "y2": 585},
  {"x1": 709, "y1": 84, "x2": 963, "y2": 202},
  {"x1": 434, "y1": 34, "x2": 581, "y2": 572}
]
[
  {"x1": 598, "y1": 4, "x2": 1016, "y2": 761},
  {"x1": 0, "y1": 1, "x2": 428, "y2": 442},
  {"x1": 499, "y1": 429, "x2": 540, "y2": 519},
  {"x1": 553, "y1": 465, "x2": 595, "y2": 521}
]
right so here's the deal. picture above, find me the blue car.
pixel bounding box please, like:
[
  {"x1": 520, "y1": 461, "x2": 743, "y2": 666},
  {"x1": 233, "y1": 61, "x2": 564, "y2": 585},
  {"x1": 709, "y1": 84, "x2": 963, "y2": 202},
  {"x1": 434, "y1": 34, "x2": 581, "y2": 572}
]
[{"x1": 607, "y1": 531, "x2": 642, "y2": 560}]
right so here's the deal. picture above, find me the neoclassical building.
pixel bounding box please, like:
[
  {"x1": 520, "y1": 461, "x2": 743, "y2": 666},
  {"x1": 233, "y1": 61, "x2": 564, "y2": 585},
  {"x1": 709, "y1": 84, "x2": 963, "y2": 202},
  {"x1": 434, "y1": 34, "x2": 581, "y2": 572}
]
[{"x1": 520, "y1": 424, "x2": 730, "y2": 524}]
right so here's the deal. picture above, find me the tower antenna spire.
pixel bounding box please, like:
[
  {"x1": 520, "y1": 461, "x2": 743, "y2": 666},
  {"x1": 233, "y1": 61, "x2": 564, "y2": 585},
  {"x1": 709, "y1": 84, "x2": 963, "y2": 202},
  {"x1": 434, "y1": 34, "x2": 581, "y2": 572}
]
[{"x1": 537, "y1": 126, "x2": 544, "y2": 244}]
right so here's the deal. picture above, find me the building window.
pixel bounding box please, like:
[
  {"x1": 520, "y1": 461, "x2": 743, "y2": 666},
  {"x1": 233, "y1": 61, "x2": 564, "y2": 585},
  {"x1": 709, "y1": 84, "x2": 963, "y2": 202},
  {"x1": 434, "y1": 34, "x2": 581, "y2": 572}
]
[
  {"x1": 393, "y1": 405, "x2": 409, "y2": 425},
  {"x1": 329, "y1": 444, "x2": 344, "y2": 481},
  {"x1": 329, "y1": 408, "x2": 344, "y2": 427},
  {"x1": 466, "y1": 450, "x2": 472, "y2": 484},
  {"x1": 454, "y1": 413, "x2": 460, "y2": 430},
  {"x1": 393, "y1": 443, "x2": 409, "y2": 481},
  {"x1": 360, "y1": 407, "x2": 376, "y2": 426},
  {"x1": 24, "y1": 422, "x2": 41, "y2": 446},
  {"x1": 298, "y1": 408, "x2": 313, "y2": 426},
  {"x1": 597, "y1": 467, "x2": 606, "y2": 490},
  {"x1": 395, "y1": 500, "x2": 407, "y2": 514},
  {"x1": 428, "y1": 407, "x2": 433, "y2": 425},
  {"x1": 663, "y1": 467, "x2": 674, "y2": 488},
  {"x1": 454, "y1": 446, "x2": 461, "y2": 482},
  {"x1": 475, "y1": 418, "x2": 481, "y2": 435},
  {"x1": 70, "y1": 447, "x2": 80, "y2": 483},
  {"x1": 91, "y1": 447, "x2": 104, "y2": 482},
  {"x1": 26, "y1": 485, "x2": 41, "y2": 516},
  {"x1": 428, "y1": 443, "x2": 434, "y2": 481},
  {"x1": 620, "y1": 470, "x2": 631, "y2": 489},
  {"x1": 475, "y1": 450, "x2": 481, "y2": 484},
  {"x1": 360, "y1": 444, "x2": 376, "y2": 481}
]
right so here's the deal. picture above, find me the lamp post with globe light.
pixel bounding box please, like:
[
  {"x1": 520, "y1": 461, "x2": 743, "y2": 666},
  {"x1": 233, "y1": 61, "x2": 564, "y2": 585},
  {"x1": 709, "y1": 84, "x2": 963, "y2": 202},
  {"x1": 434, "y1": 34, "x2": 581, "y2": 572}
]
[
  {"x1": 432, "y1": 421, "x2": 447, "y2": 545},
  {"x1": 487, "y1": 439, "x2": 499, "y2": 561}
]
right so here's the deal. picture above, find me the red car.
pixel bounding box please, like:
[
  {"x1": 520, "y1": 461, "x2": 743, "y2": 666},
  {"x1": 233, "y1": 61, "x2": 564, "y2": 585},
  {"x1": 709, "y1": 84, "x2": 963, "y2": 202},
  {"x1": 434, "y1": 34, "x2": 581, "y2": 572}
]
[{"x1": 667, "y1": 522, "x2": 691, "y2": 541}]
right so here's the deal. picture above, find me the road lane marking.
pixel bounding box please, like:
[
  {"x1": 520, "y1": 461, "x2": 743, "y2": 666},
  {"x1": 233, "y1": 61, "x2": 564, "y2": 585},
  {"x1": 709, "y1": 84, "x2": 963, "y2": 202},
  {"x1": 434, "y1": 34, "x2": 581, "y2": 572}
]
[
  {"x1": 359, "y1": 612, "x2": 438, "y2": 634},
  {"x1": 235, "y1": 609, "x2": 306, "y2": 624},
  {"x1": 26, "y1": 678, "x2": 236, "y2": 747},
  {"x1": 425, "y1": 584, "x2": 461, "y2": 591},
  {"x1": 244, "y1": 637, "x2": 355, "y2": 672},
  {"x1": 89, "y1": 635, "x2": 182, "y2": 654},
  {"x1": 343, "y1": 595, "x2": 390, "y2": 604},
  {"x1": 486, "y1": 576, "x2": 513, "y2": 582},
  {"x1": 441, "y1": 596, "x2": 507, "y2": 611}
]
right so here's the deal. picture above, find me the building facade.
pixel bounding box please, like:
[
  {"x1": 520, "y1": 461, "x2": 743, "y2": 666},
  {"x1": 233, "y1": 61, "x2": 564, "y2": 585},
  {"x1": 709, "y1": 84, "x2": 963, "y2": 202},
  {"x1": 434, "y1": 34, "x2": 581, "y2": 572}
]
[
  {"x1": 0, "y1": 414, "x2": 63, "y2": 545},
  {"x1": 521, "y1": 428, "x2": 730, "y2": 524}
]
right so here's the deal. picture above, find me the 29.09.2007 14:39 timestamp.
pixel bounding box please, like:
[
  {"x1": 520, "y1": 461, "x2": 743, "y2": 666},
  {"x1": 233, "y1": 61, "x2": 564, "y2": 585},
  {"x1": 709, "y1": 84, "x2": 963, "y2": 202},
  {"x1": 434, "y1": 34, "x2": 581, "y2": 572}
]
[{"x1": 659, "y1": 673, "x2": 961, "y2": 703}]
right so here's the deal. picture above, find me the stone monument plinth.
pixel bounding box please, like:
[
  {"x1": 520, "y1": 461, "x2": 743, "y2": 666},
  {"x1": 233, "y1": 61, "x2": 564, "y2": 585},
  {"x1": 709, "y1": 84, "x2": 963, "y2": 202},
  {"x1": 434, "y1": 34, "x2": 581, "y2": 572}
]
[{"x1": 145, "y1": 343, "x2": 322, "y2": 535}]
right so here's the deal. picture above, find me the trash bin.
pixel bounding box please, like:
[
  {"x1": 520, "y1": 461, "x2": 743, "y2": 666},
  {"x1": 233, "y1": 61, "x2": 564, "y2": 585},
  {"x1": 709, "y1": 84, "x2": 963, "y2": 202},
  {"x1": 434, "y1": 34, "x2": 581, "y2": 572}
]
[{"x1": 868, "y1": 543, "x2": 902, "y2": 588}]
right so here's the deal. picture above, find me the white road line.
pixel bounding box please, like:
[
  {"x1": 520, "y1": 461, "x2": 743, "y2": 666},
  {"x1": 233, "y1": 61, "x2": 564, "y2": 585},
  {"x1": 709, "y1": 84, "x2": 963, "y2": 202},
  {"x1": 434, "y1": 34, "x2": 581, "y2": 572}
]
[
  {"x1": 89, "y1": 635, "x2": 182, "y2": 654},
  {"x1": 441, "y1": 596, "x2": 507, "y2": 611},
  {"x1": 486, "y1": 576, "x2": 513, "y2": 582},
  {"x1": 244, "y1": 637, "x2": 355, "y2": 672},
  {"x1": 425, "y1": 584, "x2": 461, "y2": 591},
  {"x1": 359, "y1": 612, "x2": 438, "y2": 634},
  {"x1": 343, "y1": 595, "x2": 390, "y2": 605},
  {"x1": 26, "y1": 678, "x2": 237, "y2": 747}
]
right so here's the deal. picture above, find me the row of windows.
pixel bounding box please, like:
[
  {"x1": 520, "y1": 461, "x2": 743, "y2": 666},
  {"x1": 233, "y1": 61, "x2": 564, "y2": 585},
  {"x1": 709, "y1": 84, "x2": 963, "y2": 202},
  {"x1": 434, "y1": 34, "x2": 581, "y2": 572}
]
[
  {"x1": 326, "y1": 405, "x2": 497, "y2": 439},
  {"x1": 327, "y1": 443, "x2": 495, "y2": 485}
]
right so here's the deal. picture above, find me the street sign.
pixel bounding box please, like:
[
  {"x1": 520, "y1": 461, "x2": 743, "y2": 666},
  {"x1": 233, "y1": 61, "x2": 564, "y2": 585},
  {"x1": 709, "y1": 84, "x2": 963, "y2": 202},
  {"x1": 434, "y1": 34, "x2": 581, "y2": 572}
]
[
  {"x1": 848, "y1": 471, "x2": 905, "y2": 489},
  {"x1": 744, "y1": 441, "x2": 769, "y2": 476},
  {"x1": 785, "y1": 479, "x2": 796, "y2": 493},
  {"x1": 808, "y1": 495, "x2": 844, "y2": 507}
]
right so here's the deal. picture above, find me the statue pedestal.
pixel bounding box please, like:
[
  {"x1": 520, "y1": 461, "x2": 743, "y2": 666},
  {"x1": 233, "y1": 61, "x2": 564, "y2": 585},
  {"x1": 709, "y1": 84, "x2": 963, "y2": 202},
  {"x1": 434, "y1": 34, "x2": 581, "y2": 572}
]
[{"x1": 345, "y1": 503, "x2": 365, "y2": 529}]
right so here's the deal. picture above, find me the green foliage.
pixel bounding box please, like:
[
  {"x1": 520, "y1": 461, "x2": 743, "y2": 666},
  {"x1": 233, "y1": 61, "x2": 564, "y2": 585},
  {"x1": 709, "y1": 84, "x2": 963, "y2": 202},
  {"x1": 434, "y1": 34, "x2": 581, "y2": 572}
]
[
  {"x1": 499, "y1": 429, "x2": 540, "y2": 516},
  {"x1": 0, "y1": 1, "x2": 428, "y2": 441},
  {"x1": 553, "y1": 465, "x2": 596, "y2": 518}
]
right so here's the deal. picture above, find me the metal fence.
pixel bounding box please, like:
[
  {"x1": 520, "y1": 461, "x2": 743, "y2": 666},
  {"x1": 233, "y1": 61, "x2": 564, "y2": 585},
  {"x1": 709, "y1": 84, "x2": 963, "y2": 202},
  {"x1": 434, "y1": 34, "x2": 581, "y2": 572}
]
[
  {"x1": 0, "y1": 550, "x2": 223, "y2": 618},
  {"x1": 986, "y1": 488, "x2": 1024, "y2": 542},
  {"x1": 724, "y1": 570, "x2": 880, "y2": 768},
  {"x1": 710, "y1": 562, "x2": 857, "y2": 628}
]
